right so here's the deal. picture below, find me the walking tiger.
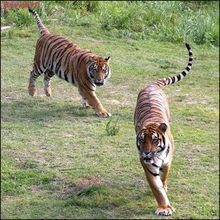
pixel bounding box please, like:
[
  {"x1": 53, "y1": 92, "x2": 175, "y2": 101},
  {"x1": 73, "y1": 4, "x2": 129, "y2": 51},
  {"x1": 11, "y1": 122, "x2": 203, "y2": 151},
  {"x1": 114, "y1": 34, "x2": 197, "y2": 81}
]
[
  {"x1": 134, "y1": 43, "x2": 193, "y2": 215},
  {"x1": 28, "y1": 8, "x2": 111, "y2": 118}
]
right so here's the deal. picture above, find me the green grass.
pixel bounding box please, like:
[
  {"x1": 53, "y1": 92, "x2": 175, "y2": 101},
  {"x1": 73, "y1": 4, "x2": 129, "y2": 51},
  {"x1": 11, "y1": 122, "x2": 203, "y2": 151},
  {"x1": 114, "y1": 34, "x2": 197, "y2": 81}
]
[
  {"x1": 1, "y1": 1, "x2": 219, "y2": 46},
  {"x1": 1, "y1": 7, "x2": 219, "y2": 219}
]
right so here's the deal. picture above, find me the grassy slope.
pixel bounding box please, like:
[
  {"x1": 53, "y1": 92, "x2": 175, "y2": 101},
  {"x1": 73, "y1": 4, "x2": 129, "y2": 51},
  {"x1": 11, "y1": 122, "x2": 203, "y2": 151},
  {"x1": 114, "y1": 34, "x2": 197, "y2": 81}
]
[{"x1": 1, "y1": 21, "x2": 219, "y2": 219}]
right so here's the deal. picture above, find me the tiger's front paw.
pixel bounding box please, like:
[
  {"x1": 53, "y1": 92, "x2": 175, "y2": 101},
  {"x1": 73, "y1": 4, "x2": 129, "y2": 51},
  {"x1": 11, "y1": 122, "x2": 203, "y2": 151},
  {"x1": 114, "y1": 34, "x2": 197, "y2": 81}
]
[
  {"x1": 155, "y1": 205, "x2": 175, "y2": 216},
  {"x1": 96, "y1": 109, "x2": 111, "y2": 118},
  {"x1": 28, "y1": 86, "x2": 37, "y2": 96}
]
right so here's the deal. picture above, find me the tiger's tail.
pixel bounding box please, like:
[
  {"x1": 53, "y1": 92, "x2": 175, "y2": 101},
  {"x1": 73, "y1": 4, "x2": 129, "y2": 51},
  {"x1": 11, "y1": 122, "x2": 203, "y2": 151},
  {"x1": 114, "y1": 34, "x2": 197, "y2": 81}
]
[
  {"x1": 153, "y1": 43, "x2": 193, "y2": 87},
  {"x1": 28, "y1": 8, "x2": 49, "y2": 34}
]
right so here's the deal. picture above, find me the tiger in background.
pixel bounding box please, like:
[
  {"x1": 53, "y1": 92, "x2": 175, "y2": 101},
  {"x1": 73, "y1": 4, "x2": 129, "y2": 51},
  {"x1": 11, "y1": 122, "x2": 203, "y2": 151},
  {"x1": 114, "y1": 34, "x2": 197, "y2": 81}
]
[
  {"x1": 28, "y1": 8, "x2": 111, "y2": 118},
  {"x1": 134, "y1": 43, "x2": 193, "y2": 215}
]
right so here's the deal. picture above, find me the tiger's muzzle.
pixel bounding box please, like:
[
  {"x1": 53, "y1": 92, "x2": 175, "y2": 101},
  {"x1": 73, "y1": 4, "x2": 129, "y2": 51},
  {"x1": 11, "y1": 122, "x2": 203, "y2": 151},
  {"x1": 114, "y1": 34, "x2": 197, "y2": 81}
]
[
  {"x1": 95, "y1": 79, "x2": 104, "y2": 86},
  {"x1": 142, "y1": 151, "x2": 154, "y2": 164}
]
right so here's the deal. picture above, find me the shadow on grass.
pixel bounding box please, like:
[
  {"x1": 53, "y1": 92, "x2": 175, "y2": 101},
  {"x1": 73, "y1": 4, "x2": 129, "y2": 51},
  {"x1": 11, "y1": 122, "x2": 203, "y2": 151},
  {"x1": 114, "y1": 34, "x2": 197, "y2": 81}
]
[
  {"x1": 1, "y1": 98, "x2": 97, "y2": 123},
  {"x1": 58, "y1": 180, "x2": 154, "y2": 217},
  {"x1": 2, "y1": 97, "x2": 132, "y2": 124}
]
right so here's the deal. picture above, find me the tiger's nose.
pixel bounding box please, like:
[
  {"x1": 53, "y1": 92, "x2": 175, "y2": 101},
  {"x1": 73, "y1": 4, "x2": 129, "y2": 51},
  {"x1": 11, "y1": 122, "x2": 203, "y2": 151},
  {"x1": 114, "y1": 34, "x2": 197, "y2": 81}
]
[{"x1": 143, "y1": 151, "x2": 152, "y2": 159}]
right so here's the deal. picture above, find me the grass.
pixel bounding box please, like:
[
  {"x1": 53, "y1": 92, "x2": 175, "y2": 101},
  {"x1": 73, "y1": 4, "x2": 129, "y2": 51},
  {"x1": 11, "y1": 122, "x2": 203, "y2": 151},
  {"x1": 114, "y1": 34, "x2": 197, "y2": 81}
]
[
  {"x1": 1, "y1": 4, "x2": 219, "y2": 219},
  {"x1": 1, "y1": 1, "x2": 219, "y2": 46}
]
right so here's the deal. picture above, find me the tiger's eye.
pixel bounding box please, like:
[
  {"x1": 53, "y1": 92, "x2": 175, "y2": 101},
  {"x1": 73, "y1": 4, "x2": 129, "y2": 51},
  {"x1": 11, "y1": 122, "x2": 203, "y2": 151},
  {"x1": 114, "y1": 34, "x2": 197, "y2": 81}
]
[
  {"x1": 152, "y1": 138, "x2": 158, "y2": 144},
  {"x1": 139, "y1": 133, "x2": 145, "y2": 142},
  {"x1": 93, "y1": 64, "x2": 98, "y2": 71}
]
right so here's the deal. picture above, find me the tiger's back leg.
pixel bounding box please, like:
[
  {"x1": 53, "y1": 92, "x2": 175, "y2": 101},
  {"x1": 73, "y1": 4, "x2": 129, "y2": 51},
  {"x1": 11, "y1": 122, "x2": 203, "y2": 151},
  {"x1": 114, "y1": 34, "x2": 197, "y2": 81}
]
[
  {"x1": 28, "y1": 68, "x2": 43, "y2": 96},
  {"x1": 44, "y1": 69, "x2": 55, "y2": 97},
  {"x1": 82, "y1": 98, "x2": 93, "y2": 109}
]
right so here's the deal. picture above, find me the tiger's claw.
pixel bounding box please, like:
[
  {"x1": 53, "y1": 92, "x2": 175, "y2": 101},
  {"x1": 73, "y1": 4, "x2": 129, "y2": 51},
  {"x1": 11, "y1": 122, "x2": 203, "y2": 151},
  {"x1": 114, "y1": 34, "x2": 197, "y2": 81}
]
[
  {"x1": 96, "y1": 110, "x2": 111, "y2": 118},
  {"x1": 155, "y1": 205, "x2": 175, "y2": 216}
]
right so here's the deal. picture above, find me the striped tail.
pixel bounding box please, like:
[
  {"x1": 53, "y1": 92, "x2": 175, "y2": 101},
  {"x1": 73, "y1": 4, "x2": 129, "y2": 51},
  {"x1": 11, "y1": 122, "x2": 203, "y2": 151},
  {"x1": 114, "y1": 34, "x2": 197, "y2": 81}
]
[
  {"x1": 28, "y1": 8, "x2": 49, "y2": 34},
  {"x1": 154, "y1": 43, "x2": 193, "y2": 87}
]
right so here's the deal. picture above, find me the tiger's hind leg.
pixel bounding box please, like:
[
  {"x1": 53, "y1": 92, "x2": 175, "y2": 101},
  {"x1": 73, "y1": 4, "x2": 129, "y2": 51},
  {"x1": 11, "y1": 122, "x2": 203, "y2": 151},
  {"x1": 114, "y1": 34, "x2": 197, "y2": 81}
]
[
  {"x1": 28, "y1": 68, "x2": 42, "y2": 96},
  {"x1": 82, "y1": 98, "x2": 92, "y2": 109},
  {"x1": 44, "y1": 70, "x2": 55, "y2": 97}
]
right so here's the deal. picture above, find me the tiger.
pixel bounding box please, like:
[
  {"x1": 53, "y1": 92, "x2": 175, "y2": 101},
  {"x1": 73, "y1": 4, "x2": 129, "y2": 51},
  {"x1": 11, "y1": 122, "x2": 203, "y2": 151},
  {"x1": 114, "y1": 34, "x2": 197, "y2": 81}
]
[
  {"x1": 134, "y1": 43, "x2": 193, "y2": 216},
  {"x1": 28, "y1": 8, "x2": 111, "y2": 118}
]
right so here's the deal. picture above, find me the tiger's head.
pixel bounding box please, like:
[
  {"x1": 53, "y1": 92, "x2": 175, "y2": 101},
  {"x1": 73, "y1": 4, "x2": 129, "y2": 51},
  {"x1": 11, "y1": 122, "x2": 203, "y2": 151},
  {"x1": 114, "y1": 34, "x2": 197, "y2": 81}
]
[
  {"x1": 87, "y1": 56, "x2": 111, "y2": 86},
  {"x1": 136, "y1": 123, "x2": 168, "y2": 164}
]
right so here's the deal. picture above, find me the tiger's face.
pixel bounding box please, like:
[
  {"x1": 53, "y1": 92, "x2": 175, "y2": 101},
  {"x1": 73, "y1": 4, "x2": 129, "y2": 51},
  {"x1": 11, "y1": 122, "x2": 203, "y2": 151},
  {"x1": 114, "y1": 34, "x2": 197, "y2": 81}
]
[
  {"x1": 87, "y1": 56, "x2": 111, "y2": 86},
  {"x1": 136, "y1": 123, "x2": 168, "y2": 164}
]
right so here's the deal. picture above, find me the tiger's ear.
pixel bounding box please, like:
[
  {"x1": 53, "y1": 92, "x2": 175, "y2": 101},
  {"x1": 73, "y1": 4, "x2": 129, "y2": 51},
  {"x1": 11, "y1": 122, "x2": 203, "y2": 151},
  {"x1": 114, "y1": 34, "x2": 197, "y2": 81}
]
[
  {"x1": 87, "y1": 56, "x2": 94, "y2": 63},
  {"x1": 158, "y1": 123, "x2": 167, "y2": 133},
  {"x1": 105, "y1": 56, "x2": 111, "y2": 62}
]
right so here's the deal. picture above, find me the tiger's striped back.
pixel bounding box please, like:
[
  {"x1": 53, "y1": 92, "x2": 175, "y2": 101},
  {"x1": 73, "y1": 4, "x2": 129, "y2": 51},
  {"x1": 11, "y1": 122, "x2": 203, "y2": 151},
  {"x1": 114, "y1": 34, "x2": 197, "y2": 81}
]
[
  {"x1": 34, "y1": 32, "x2": 93, "y2": 87},
  {"x1": 134, "y1": 43, "x2": 193, "y2": 132}
]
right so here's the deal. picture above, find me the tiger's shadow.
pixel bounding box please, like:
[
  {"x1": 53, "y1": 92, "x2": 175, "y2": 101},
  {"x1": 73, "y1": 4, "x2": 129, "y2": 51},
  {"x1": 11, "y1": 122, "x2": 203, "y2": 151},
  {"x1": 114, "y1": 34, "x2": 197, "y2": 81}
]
[{"x1": 2, "y1": 97, "x2": 97, "y2": 124}]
